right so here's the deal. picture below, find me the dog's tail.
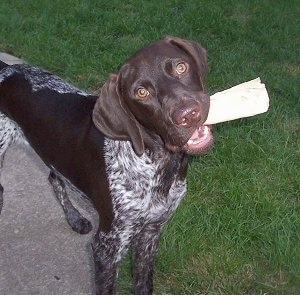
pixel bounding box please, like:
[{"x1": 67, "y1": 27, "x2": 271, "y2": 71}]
[{"x1": 0, "y1": 60, "x2": 9, "y2": 71}]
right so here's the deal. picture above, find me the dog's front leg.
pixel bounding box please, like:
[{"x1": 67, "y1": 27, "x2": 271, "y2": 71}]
[
  {"x1": 132, "y1": 223, "x2": 163, "y2": 295},
  {"x1": 92, "y1": 228, "x2": 129, "y2": 295}
]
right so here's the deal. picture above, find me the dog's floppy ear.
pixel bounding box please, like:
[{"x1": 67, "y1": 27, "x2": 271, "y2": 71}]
[
  {"x1": 162, "y1": 36, "x2": 207, "y2": 87},
  {"x1": 92, "y1": 73, "x2": 145, "y2": 156}
]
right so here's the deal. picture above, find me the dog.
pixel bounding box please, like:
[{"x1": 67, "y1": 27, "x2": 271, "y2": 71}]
[{"x1": 0, "y1": 36, "x2": 213, "y2": 294}]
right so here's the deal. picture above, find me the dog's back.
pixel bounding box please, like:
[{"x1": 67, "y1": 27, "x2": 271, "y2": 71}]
[
  {"x1": 0, "y1": 64, "x2": 108, "y2": 204},
  {"x1": 0, "y1": 60, "x2": 8, "y2": 70}
]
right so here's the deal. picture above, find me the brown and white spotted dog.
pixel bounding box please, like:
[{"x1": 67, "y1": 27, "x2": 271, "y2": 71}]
[{"x1": 0, "y1": 36, "x2": 213, "y2": 294}]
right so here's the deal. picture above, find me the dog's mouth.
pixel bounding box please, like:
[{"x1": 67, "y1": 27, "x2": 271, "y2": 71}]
[
  {"x1": 182, "y1": 125, "x2": 213, "y2": 154},
  {"x1": 165, "y1": 125, "x2": 213, "y2": 154}
]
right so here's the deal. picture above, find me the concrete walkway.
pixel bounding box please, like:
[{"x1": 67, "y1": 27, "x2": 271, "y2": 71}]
[
  {"x1": 0, "y1": 52, "x2": 23, "y2": 65},
  {"x1": 0, "y1": 53, "x2": 98, "y2": 295}
]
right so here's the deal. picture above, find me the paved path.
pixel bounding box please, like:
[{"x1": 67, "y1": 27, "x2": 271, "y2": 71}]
[
  {"x1": 0, "y1": 52, "x2": 23, "y2": 65},
  {"x1": 0, "y1": 53, "x2": 98, "y2": 295}
]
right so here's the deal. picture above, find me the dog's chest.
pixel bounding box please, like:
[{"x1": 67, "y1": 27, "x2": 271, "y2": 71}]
[{"x1": 104, "y1": 139, "x2": 187, "y2": 225}]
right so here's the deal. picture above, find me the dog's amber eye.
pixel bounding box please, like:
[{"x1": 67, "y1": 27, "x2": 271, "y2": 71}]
[
  {"x1": 176, "y1": 62, "x2": 188, "y2": 74},
  {"x1": 175, "y1": 62, "x2": 188, "y2": 75},
  {"x1": 136, "y1": 87, "x2": 150, "y2": 99}
]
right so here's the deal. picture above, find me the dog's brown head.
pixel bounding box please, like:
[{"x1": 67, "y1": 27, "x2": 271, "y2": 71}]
[{"x1": 93, "y1": 36, "x2": 213, "y2": 156}]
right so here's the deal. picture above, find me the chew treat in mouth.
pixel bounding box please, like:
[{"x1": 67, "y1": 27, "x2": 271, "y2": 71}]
[{"x1": 204, "y1": 77, "x2": 269, "y2": 125}]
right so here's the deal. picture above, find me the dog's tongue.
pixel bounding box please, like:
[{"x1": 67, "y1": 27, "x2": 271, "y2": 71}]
[
  {"x1": 189, "y1": 128, "x2": 203, "y2": 141},
  {"x1": 184, "y1": 125, "x2": 213, "y2": 154}
]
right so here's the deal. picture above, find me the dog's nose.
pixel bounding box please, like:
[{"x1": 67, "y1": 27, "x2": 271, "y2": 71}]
[{"x1": 172, "y1": 103, "x2": 201, "y2": 128}]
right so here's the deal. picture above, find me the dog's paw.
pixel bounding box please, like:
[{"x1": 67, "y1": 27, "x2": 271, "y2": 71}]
[
  {"x1": 66, "y1": 210, "x2": 93, "y2": 234},
  {"x1": 71, "y1": 217, "x2": 93, "y2": 234}
]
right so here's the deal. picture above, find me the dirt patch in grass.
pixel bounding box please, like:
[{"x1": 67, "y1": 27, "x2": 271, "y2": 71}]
[{"x1": 284, "y1": 64, "x2": 300, "y2": 76}]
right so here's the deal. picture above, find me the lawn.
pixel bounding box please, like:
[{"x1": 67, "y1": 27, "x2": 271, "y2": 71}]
[{"x1": 1, "y1": 0, "x2": 299, "y2": 294}]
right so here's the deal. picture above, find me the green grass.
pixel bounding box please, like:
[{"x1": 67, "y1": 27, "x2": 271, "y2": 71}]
[{"x1": 1, "y1": 0, "x2": 299, "y2": 294}]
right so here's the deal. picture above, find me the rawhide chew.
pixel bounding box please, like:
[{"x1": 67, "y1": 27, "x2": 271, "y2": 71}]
[{"x1": 204, "y1": 77, "x2": 269, "y2": 125}]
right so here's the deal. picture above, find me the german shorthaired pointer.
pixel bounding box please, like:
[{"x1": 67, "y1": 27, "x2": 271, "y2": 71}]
[{"x1": 0, "y1": 36, "x2": 213, "y2": 294}]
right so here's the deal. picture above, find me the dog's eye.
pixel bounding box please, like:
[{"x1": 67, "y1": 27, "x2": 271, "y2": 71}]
[
  {"x1": 175, "y1": 62, "x2": 188, "y2": 75},
  {"x1": 136, "y1": 87, "x2": 150, "y2": 99}
]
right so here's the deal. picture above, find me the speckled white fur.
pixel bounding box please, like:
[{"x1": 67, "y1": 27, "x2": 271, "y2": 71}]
[
  {"x1": 0, "y1": 66, "x2": 16, "y2": 84},
  {"x1": 99, "y1": 138, "x2": 187, "y2": 262},
  {"x1": 0, "y1": 113, "x2": 25, "y2": 160}
]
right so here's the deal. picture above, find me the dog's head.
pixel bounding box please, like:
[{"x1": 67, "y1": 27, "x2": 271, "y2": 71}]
[{"x1": 93, "y1": 36, "x2": 213, "y2": 156}]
